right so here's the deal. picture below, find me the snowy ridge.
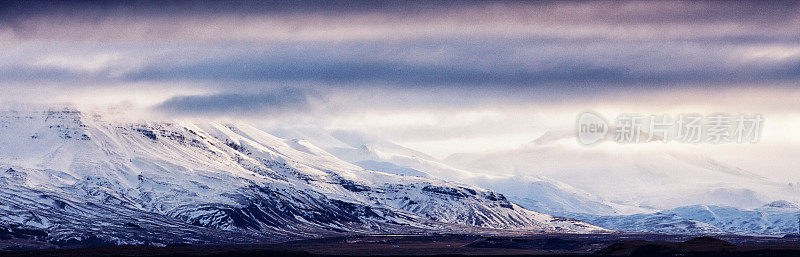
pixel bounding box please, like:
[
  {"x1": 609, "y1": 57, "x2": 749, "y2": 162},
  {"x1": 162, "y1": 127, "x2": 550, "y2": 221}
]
[
  {"x1": 271, "y1": 128, "x2": 800, "y2": 236},
  {"x1": 444, "y1": 130, "x2": 798, "y2": 211},
  {"x1": 270, "y1": 128, "x2": 634, "y2": 216},
  {"x1": 572, "y1": 202, "x2": 800, "y2": 236},
  {"x1": 0, "y1": 108, "x2": 606, "y2": 245}
]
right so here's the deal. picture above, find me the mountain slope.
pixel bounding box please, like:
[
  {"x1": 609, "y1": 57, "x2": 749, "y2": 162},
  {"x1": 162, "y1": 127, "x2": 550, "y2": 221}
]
[
  {"x1": 444, "y1": 130, "x2": 798, "y2": 210},
  {"x1": 270, "y1": 128, "x2": 635, "y2": 216},
  {"x1": 0, "y1": 109, "x2": 606, "y2": 246},
  {"x1": 572, "y1": 202, "x2": 800, "y2": 236}
]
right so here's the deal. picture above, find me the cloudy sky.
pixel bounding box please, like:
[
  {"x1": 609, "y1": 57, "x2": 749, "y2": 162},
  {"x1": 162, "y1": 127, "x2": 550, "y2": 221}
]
[{"x1": 1, "y1": 0, "x2": 799, "y2": 162}]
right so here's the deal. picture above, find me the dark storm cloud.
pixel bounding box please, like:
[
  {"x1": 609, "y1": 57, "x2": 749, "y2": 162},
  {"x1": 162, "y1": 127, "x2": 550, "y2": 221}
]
[
  {"x1": 2, "y1": 0, "x2": 797, "y2": 23},
  {"x1": 119, "y1": 41, "x2": 800, "y2": 90},
  {"x1": 156, "y1": 87, "x2": 315, "y2": 116},
  {"x1": 2, "y1": 1, "x2": 799, "y2": 43},
  {"x1": 2, "y1": 0, "x2": 799, "y2": 115},
  {"x1": 3, "y1": 39, "x2": 798, "y2": 102},
  {"x1": 0, "y1": 0, "x2": 454, "y2": 18},
  {"x1": 124, "y1": 55, "x2": 800, "y2": 89}
]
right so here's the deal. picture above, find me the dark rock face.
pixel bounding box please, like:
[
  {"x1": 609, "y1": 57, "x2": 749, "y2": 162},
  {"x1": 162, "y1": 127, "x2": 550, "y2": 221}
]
[
  {"x1": 174, "y1": 185, "x2": 388, "y2": 232},
  {"x1": 422, "y1": 185, "x2": 470, "y2": 198}
]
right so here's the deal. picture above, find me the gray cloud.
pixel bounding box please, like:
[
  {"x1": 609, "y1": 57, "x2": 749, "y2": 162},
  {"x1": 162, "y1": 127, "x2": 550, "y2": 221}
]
[
  {"x1": 2, "y1": 1, "x2": 798, "y2": 43},
  {"x1": 2, "y1": 39, "x2": 798, "y2": 113},
  {"x1": 155, "y1": 87, "x2": 316, "y2": 116},
  {"x1": 1, "y1": 0, "x2": 799, "y2": 117},
  {"x1": 120, "y1": 41, "x2": 800, "y2": 90},
  {"x1": 2, "y1": 0, "x2": 800, "y2": 160},
  {"x1": 4, "y1": 1, "x2": 798, "y2": 26}
]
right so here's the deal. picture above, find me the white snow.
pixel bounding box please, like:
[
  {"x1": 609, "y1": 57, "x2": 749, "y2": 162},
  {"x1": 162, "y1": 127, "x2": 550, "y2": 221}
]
[{"x1": 0, "y1": 107, "x2": 607, "y2": 244}]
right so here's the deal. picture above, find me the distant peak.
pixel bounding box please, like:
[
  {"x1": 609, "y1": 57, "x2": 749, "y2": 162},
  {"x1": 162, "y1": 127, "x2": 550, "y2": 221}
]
[
  {"x1": 764, "y1": 200, "x2": 799, "y2": 209},
  {"x1": 529, "y1": 130, "x2": 572, "y2": 146}
]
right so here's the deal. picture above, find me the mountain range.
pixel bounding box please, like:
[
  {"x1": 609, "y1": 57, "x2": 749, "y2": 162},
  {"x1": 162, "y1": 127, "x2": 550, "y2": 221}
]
[
  {"x1": 272, "y1": 127, "x2": 800, "y2": 236},
  {"x1": 0, "y1": 108, "x2": 605, "y2": 246}
]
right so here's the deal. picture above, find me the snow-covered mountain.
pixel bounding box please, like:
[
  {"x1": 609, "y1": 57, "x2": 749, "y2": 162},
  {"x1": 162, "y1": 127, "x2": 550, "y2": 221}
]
[
  {"x1": 270, "y1": 128, "x2": 800, "y2": 236},
  {"x1": 0, "y1": 108, "x2": 606, "y2": 246},
  {"x1": 572, "y1": 201, "x2": 800, "y2": 236},
  {"x1": 270, "y1": 128, "x2": 474, "y2": 180},
  {"x1": 444, "y1": 130, "x2": 799, "y2": 211},
  {"x1": 435, "y1": 130, "x2": 800, "y2": 236},
  {"x1": 269, "y1": 128, "x2": 638, "y2": 216}
]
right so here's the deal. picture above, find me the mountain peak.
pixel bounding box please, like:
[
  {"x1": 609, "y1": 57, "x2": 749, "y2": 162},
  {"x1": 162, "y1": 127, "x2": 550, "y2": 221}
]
[
  {"x1": 0, "y1": 114, "x2": 607, "y2": 245},
  {"x1": 764, "y1": 200, "x2": 799, "y2": 209}
]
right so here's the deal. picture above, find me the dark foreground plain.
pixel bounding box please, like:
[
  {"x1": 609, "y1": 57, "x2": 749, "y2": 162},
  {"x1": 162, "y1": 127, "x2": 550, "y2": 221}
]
[{"x1": 2, "y1": 234, "x2": 800, "y2": 257}]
